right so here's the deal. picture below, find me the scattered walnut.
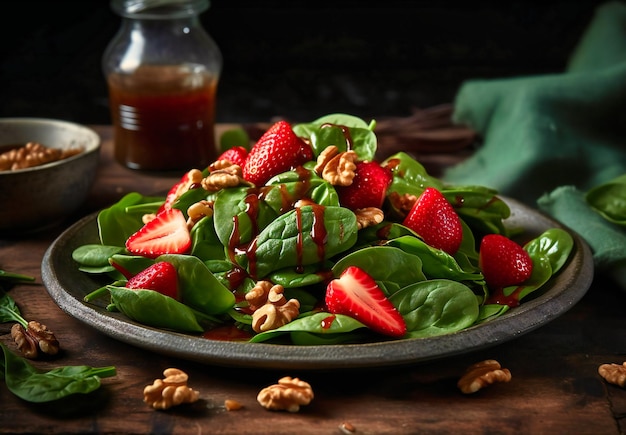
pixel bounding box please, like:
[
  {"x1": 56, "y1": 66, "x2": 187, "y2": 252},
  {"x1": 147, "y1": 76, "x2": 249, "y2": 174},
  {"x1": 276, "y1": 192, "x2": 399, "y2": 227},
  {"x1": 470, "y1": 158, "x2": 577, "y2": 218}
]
[
  {"x1": 0, "y1": 141, "x2": 83, "y2": 171},
  {"x1": 314, "y1": 146, "x2": 357, "y2": 186},
  {"x1": 246, "y1": 281, "x2": 300, "y2": 333},
  {"x1": 144, "y1": 368, "x2": 200, "y2": 410},
  {"x1": 354, "y1": 207, "x2": 384, "y2": 230},
  {"x1": 186, "y1": 199, "x2": 214, "y2": 229},
  {"x1": 339, "y1": 422, "x2": 357, "y2": 434},
  {"x1": 202, "y1": 162, "x2": 251, "y2": 192},
  {"x1": 257, "y1": 376, "x2": 314, "y2": 412},
  {"x1": 599, "y1": 362, "x2": 626, "y2": 387},
  {"x1": 387, "y1": 191, "x2": 417, "y2": 217},
  {"x1": 11, "y1": 321, "x2": 60, "y2": 359},
  {"x1": 457, "y1": 359, "x2": 512, "y2": 394},
  {"x1": 224, "y1": 399, "x2": 244, "y2": 411}
]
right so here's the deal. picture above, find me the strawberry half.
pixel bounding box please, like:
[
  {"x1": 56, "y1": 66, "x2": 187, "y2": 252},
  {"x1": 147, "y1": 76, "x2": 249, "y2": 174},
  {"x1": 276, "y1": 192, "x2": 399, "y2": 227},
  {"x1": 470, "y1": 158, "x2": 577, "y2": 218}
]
[
  {"x1": 242, "y1": 120, "x2": 313, "y2": 186},
  {"x1": 479, "y1": 234, "x2": 533, "y2": 289},
  {"x1": 325, "y1": 266, "x2": 406, "y2": 338},
  {"x1": 126, "y1": 261, "x2": 180, "y2": 300},
  {"x1": 335, "y1": 161, "x2": 393, "y2": 211},
  {"x1": 217, "y1": 146, "x2": 248, "y2": 167},
  {"x1": 402, "y1": 187, "x2": 462, "y2": 255},
  {"x1": 126, "y1": 208, "x2": 191, "y2": 259}
]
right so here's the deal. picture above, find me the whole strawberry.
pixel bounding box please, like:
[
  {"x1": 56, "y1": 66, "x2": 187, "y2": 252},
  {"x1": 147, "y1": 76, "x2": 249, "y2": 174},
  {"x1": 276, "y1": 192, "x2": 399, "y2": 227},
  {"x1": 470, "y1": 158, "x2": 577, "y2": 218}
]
[
  {"x1": 242, "y1": 120, "x2": 313, "y2": 186},
  {"x1": 402, "y1": 187, "x2": 463, "y2": 255},
  {"x1": 126, "y1": 261, "x2": 180, "y2": 300},
  {"x1": 217, "y1": 146, "x2": 248, "y2": 167},
  {"x1": 336, "y1": 161, "x2": 393, "y2": 211},
  {"x1": 325, "y1": 266, "x2": 406, "y2": 338},
  {"x1": 479, "y1": 234, "x2": 533, "y2": 289}
]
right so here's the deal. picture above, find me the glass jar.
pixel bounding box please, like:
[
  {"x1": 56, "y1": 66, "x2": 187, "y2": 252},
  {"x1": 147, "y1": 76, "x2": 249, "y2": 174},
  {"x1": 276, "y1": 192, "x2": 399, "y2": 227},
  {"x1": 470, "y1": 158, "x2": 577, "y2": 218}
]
[{"x1": 103, "y1": 0, "x2": 222, "y2": 171}]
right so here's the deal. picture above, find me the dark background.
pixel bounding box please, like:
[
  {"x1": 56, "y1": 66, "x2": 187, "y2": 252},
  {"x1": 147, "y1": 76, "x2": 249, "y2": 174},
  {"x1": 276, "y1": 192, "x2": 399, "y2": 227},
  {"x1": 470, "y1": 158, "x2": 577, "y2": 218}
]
[{"x1": 0, "y1": 0, "x2": 609, "y2": 125}]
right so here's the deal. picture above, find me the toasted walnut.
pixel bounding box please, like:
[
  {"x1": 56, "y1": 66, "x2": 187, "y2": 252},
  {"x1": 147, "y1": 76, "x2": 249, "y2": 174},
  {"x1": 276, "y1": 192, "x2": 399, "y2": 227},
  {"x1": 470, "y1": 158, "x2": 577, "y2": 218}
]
[
  {"x1": 186, "y1": 199, "x2": 214, "y2": 229},
  {"x1": 0, "y1": 141, "x2": 83, "y2": 171},
  {"x1": 224, "y1": 399, "x2": 244, "y2": 411},
  {"x1": 11, "y1": 321, "x2": 60, "y2": 359},
  {"x1": 257, "y1": 376, "x2": 314, "y2": 412},
  {"x1": 339, "y1": 422, "x2": 357, "y2": 434},
  {"x1": 314, "y1": 146, "x2": 357, "y2": 186},
  {"x1": 599, "y1": 362, "x2": 626, "y2": 387},
  {"x1": 388, "y1": 191, "x2": 418, "y2": 216},
  {"x1": 202, "y1": 163, "x2": 251, "y2": 191},
  {"x1": 144, "y1": 368, "x2": 200, "y2": 410},
  {"x1": 354, "y1": 207, "x2": 384, "y2": 230},
  {"x1": 457, "y1": 359, "x2": 512, "y2": 394},
  {"x1": 246, "y1": 282, "x2": 300, "y2": 333}
]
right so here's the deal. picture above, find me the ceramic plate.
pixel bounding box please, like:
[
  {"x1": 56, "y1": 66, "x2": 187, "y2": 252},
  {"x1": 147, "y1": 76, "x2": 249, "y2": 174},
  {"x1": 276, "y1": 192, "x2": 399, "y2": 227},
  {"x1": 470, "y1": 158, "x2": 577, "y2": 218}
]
[{"x1": 42, "y1": 197, "x2": 593, "y2": 370}]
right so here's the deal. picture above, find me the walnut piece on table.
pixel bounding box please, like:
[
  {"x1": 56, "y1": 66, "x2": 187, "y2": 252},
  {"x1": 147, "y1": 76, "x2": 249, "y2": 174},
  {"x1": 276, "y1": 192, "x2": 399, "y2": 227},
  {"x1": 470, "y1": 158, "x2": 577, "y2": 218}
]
[
  {"x1": 599, "y1": 362, "x2": 626, "y2": 387},
  {"x1": 457, "y1": 359, "x2": 512, "y2": 394},
  {"x1": 143, "y1": 368, "x2": 200, "y2": 410},
  {"x1": 257, "y1": 376, "x2": 314, "y2": 412},
  {"x1": 11, "y1": 321, "x2": 60, "y2": 359}
]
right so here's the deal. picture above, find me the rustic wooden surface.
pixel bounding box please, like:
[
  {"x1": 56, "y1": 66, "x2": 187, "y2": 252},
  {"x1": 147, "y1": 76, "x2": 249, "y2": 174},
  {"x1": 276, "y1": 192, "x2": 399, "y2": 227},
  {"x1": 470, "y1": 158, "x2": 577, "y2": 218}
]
[{"x1": 1, "y1": 125, "x2": 625, "y2": 435}]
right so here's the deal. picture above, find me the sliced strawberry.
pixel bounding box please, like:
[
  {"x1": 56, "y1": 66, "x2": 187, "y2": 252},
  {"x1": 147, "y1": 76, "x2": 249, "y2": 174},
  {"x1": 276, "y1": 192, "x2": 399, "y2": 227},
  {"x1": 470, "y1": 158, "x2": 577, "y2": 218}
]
[
  {"x1": 217, "y1": 146, "x2": 248, "y2": 167},
  {"x1": 325, "y1": 266, "x2": 406, "y2": 338},
  {"x1": 242, "y1": 120, "x2": 313, "y2": 186},
  {"x1": 126, "y1": 208, "x2": 191, "y2": 259},
  {"x1": 127, "y1": 261, "x2": 180, "y2": 300},
  {"x1": 335, "y1": 161, "x2": 393, "y2": 211},
  {"x1": 479, "y1": 234, "x2": 533, "y2": 289},
  {"x1": 402, "y1": 187, "x2": 463, "y2": 255},
  {"x1": 158, "y1": 169, "x2": 202, "y2": 213}
]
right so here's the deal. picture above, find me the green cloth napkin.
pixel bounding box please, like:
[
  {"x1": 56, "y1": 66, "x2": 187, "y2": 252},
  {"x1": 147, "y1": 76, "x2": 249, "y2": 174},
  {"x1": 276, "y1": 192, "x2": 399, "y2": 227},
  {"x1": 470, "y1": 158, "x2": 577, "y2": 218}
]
[{"x1": 442, "y1": 1, "x2": 626, "y2": 282}]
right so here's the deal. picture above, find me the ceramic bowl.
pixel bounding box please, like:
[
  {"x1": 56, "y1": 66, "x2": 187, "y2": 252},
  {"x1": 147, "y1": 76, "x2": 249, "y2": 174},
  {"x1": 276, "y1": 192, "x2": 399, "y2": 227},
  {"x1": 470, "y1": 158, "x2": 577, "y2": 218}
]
[{"x1": 0, "y1": 118, "x2": 101, "y2": 235}]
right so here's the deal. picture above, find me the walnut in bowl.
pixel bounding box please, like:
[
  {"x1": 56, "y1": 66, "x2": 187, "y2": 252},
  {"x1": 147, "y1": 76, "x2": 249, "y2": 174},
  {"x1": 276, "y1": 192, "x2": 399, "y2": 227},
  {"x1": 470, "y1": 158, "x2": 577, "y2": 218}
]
[{"x1": 0, "y1": 118, "x2": 101, "y2": 235}]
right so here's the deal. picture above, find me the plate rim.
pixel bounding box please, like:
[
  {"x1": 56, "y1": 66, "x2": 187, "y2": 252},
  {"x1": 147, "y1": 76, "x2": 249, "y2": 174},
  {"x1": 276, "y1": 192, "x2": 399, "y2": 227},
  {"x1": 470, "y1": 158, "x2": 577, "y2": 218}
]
[{"x1": 41, "y1": 197, "x2": 594, "y2": 370}]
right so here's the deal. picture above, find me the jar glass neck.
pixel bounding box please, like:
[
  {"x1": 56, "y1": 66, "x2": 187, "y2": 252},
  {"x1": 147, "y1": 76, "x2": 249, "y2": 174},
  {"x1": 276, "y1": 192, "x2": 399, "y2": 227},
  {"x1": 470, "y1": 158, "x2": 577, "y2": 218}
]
[{"x1": 111, "y1": 0, "x2": 209, "y2": 19}]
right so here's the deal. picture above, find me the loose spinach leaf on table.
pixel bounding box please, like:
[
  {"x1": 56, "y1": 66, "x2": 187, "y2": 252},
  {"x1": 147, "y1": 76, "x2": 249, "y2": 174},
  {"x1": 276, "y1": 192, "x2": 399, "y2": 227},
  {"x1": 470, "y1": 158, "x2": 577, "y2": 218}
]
[{"x1": 0, "y1": 343, "x2": 116, "y2": 403}]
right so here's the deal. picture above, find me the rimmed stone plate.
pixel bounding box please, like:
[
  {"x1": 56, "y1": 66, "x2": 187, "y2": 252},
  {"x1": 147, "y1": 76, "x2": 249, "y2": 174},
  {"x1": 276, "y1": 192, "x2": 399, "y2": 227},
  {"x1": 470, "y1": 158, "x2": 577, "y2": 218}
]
[{"x1": 41, "y1": 197, "x2": 593, "y2": 370}]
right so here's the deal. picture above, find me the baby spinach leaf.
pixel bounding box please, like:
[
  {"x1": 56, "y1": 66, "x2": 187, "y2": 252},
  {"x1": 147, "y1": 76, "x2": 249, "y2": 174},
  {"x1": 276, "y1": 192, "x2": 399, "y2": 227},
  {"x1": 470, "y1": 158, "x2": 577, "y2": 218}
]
[
  {"x1": 501, "y1": 253, "x2": 553, "y2": 302},
  {"x1": 293, "y1": 113, "x2": 377, "y2": 160},
  {"x1": 250, "y1": 205, "x2": 358, "y2": 279},
  {"x1": 0, "y1": 289, "x2": 27, "y2": 326},
  {"x1": 213, "y1": 187, "x2": 278, "y2": 249},
  {"x1": 332, "y1": 246, "x2": 427, "y2": 291},
  {"x1": 442, "y1": 186, "x2": 510, "y2": 235},
  {"x1": 108, "y1": 286, "x2": 204, "y2": 333},
  {"x1": 0, "y1": 343, "x2": 116, "y2": 403},
  {"x1": 249, "y1": 312, "x2": 366, "y2": 343},
  {"x1": 72, "y1": 244, "x2": 126, "y2": 272},
  {"x1": 390, "y1": 279, "x2": 479, "y2": 338},
  {"x1": 476, "y1": 303, "x2": 510, "y2": 324},
  {"x1": 268, "y1": 261, "x2": 334, "y2": 288},
  {"x1": 158, "y1": 254, "x2": 235, "y2": 315},
  {"x1": 97, "y1": 192, "x2": 159, "y2": 247},
  {"x1": 386, "y1": 235, "x2": 483, "y2": 282},
  {"x1": 190, "y1": 215, "x2": 227, "y2": 261},
  {"x1": 586, "y1": 174, "x2": 626, "y2": 225},
  {"x1": 524, "y1": 228, "x2": 574, "y2": 275},
  {"x1": 384, "y1": 151, "x2": 444, "y2": 197}
]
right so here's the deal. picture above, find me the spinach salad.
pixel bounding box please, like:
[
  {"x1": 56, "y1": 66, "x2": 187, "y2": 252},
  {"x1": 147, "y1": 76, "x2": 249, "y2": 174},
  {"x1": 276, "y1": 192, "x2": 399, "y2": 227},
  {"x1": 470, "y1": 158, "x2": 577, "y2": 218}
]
[{"x1": 72, "y1": 114, "x2": 575, "y2": 346}]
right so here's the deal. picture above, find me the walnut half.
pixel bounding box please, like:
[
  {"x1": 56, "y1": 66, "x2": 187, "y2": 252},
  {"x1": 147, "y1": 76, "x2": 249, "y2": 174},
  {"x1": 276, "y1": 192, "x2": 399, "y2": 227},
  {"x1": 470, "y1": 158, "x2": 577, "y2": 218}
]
[
  {"x1": 599, "y1": 362, "x2": 626, "y2": 387},
  {"x1": 144, "y1": 368, "x2": 200, "y2": 410},
  {"x1": 246, "y1": 281, "x2": 300, "y2": 333},
  {"x1": 11, "y1": 321, "x2": 60, "y2": 359},
  {"x1": 457, "y1": 359, "x2": 512, "y2": 394},
  {"x1": 257, "y1": 376, "x2": 314, "y2": 412}
]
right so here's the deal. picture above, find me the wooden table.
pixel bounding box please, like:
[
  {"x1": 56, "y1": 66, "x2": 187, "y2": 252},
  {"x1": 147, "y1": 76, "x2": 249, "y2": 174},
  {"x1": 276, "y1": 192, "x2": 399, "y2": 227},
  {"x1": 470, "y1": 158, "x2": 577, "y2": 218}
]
[{"x1": 1, "y1": 125, "x2": 625, "y2": 434}]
